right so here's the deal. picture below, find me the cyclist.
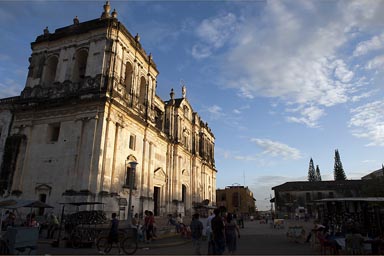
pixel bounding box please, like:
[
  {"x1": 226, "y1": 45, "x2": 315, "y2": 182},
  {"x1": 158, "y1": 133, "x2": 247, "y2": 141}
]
[{"x1": 107, "y1": 213, "x2": 120, "y2": 254}]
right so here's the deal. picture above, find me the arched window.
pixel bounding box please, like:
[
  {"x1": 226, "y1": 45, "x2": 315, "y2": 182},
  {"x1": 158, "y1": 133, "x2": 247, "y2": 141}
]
[
  {"x1": 124, "y1": 62, "x2": 133, "y2": 93},
  {"x1": 139, "y1": 76, "x2": 146, "y2": 105},
  {"x1": 43, "y1": 55, "x2": 58, "y2": 87},
  {"x1": 72, "y1": 49, "x2": 88, "y2": 84}
]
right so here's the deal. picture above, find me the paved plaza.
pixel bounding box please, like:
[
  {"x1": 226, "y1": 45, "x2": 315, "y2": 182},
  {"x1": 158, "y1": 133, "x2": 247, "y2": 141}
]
[{"x1": 35, "y1": 219, "x2": 319, "y2": 255}]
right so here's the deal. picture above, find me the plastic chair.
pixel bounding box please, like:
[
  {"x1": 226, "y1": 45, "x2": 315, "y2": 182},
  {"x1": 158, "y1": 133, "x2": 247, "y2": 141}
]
[{"x1": 317, "y1": 233, "x2": 338, "y2": 255}]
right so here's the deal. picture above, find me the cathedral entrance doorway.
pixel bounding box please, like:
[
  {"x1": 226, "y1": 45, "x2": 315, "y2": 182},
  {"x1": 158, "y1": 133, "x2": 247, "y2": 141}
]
[{"x1": 154, "y1": 186, "x2": 160, "y2": 216}]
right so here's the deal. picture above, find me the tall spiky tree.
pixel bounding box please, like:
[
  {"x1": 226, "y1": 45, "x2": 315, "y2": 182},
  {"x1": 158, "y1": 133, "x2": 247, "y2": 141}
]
[
  {"x1": 315, "y1": 165, "x2": 322, "y2": 181},
  {"x1": 308, "y1": 158, "x2": 316, "y2": 182},
  {"x1": 334, "y1": 149, "x2": 347, "y2": 180}
]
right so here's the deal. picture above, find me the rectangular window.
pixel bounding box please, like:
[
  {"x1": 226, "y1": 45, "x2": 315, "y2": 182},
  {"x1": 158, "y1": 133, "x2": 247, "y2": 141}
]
[
  {"x1": 48, "y1": 123, "x2": 60, "y2": 142},
  {"x1": 221, "y1": 194, "x2": 226, "y2": 201},
  {"x1": 317, "y1": 192, "x2": 322, "y2": 200},
  {"x1": 232, "y1": 192, "x2": 240, "y2": 207},
  {"x1": 129, "y1": 135, "x2": 136, "y2": 150},
  {"x1": 124, "y1": 167, "x2": 136, "y2": 189},
  {"x1": 329, "y1": 192, "x2": 334, "y2": 198}
]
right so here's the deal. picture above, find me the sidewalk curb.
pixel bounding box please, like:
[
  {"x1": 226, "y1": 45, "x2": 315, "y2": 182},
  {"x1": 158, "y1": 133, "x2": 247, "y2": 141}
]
[
  {"x1": 138, "y1": 239, "x2": 190, "y2": 249},
  {"x1": 137, "y1": 233, "x2": 191, "y2": 249}
]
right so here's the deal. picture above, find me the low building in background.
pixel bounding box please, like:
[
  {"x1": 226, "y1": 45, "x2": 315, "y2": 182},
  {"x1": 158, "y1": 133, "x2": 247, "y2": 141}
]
[
  {"x1": 362, "y1": 166, "x2": 384, "y2": 180},
  {"x1": 216, "y1": 185, "x2": 256, "y2": 218},
  {"x1": 272, "y1": 180, "x2": 364, "y2": 218}
]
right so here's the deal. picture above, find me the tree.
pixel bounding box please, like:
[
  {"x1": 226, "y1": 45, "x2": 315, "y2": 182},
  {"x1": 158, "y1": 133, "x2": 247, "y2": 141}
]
[
  {"x1": 315, "y1": 165, "x2": 322, "y2": 181},
  {"x1": 308, "y1": 158, "x2": 316, "y2": 182},
  {"x1": 334, "y1": 149, "x2": 347, "y2": 181}
]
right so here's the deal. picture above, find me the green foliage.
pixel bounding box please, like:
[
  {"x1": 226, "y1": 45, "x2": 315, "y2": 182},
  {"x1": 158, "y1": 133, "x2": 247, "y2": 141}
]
[
  {"x1": 315, "y1": 165, "x2": 322, "y2": 181},
  {"x1": 308, "y1": 158, "x2": 316, "y2": 182},
  {"x1": 334, "y1": 149, "x2": 347, "y2": 181}
]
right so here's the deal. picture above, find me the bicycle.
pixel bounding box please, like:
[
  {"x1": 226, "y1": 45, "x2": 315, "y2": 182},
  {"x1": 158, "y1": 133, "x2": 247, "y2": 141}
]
[
  {"x1": 70, "y1": 227, "x2": 99, "y2": 248},
  {"x1": 96, "y1": 228, "x2": 138, "y2": 255}
]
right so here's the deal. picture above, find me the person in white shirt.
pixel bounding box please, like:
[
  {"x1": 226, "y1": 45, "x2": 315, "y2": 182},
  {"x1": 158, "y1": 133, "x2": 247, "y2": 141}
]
[{"x1": 206, "y1": 211, "x2": 215, "y2": 253}]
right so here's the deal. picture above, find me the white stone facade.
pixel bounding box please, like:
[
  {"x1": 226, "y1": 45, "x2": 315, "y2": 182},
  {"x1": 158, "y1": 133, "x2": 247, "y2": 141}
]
[{"x1": 0, "y1": 3, "x2": 216, "y2": 218}]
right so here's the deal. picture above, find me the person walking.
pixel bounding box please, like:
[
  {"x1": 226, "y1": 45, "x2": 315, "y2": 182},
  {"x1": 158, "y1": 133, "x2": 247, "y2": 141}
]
[
  {"x1": 211, "y1": 208, "x2": 226, "y2": 255},
  {"x1": 144, "y1": 211, "x2": 155, "y2": 242},
  {"x1": 143, "y1": 210, "x2": 151, "y2": 243},
  {"x1": 206, "y1": 211, "x2": 215, "y2": 254},
  {"x1": 225, "y1": 213, "x2": 240, "y2": 254},
  {"x1": 107, "y1": 213, "x2": 120, "y2": 254},
  {"x1": 47, "y1": 213, "x2": 59, "y2": 239},
  {"x1": 149, "y1": 211, "x2": 157, "y2": 239},
  {"x1": 238, "y1": 213, "x2": 244, "y2": 228},
  {"x1": 190, "y1": 213, "x2": 204, "y2": 255},
  {"x1": 176, "y1": 213, "x2": 183, "y2": 233}
]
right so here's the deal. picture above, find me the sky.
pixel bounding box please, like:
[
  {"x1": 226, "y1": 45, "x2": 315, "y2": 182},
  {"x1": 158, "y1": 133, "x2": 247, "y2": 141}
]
[{"x1": 1, "y1": 0, "x2": 384, "y2": 211}]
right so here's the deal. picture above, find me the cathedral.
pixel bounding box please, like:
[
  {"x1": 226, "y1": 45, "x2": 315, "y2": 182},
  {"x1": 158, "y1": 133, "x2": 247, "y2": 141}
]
[{"x1": 0, "y1": 2, "x2": 216, "y2": 218}]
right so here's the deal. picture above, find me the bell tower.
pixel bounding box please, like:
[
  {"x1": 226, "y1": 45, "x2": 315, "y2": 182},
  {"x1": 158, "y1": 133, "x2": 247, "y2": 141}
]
[{"x1": 20, "y1": 1, "x2": 159, "y2": 122}]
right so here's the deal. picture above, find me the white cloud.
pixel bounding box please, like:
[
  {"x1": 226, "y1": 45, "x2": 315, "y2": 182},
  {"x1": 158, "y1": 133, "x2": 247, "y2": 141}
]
[
  {"x1": 366, "y1": 55, "x2": 384, "y2": 70},
  {"x1": 233, "y1": 109, "x2": 241, "y2": 115},
  {"x1": 192, "y1": 12, "x2": 237, "y2": 59},
  {"x1": 334, "y1": 59, "x2": 354, "y2": 83},
  {"x1": 209, "y1": 0, "x2": 384, "y2": 128},
  {"x1": 204, "y1": 105, "x2": 224, "y2": 120},
  {"x1": 349, "y1": 101, "x2": 384, "y2": 146},
  {"x1": 250, "y1": 138, "x2": 302, "y2": 160},
  {"x1": 353, "y1": 33, "x2": 384, "y2": 56},
  {"x1": 286, "y1": 105, "x2": 325, "y2": 128},
  {"x1": 191, "y1": 44, "x2": 212, "y2": 59},
  {"x1": 232, "y1": 105, "x2": 250, "y2": 115},
  {"x1": 351, "y1": 90, "x2": 377, "y2": 102}
]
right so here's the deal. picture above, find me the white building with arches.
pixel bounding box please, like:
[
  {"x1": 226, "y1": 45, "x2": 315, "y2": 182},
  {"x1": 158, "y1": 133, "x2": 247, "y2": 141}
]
[{"x1": 0, "y1": 2, "x2": 216, "y2": 218}]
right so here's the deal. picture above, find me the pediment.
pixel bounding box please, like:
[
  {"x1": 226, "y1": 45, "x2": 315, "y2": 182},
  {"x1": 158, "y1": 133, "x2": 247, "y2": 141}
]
[
  {"x1": 35, "y1": 183, "x2": 52, "y2": 195},
  {"x1": 154, "y1": 168, "x2": 167, "y2": 179}
]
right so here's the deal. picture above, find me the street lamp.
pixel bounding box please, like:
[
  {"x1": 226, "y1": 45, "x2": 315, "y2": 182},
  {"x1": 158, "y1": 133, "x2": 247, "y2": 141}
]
[{"x1": 127, "y1": 160, "x2": 138, "y2": 226}]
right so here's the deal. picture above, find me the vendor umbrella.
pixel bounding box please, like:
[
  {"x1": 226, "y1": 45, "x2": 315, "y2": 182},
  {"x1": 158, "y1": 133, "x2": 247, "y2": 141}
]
[
  {"x1": 0, "y1": 199, "x2": 53, "y2": 209},
  {"x1": 0, "y1": 199, "x2": 54, "y2": 231}
]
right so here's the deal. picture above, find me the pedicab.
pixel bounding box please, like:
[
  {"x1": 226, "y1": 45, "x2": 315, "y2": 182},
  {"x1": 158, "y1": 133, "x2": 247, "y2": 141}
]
[
  {"x1": 54, "y1": 202, "x2": 107, "y2": 248},
  {"x1": 0, "y1": 199, "x2": 54, "y2": 254}
]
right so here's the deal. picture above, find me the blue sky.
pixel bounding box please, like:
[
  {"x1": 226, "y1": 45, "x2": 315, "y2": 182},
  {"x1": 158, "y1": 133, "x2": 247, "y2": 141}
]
[{"x1": 1, "y1": 0, "x2": 384, "y2": 210}]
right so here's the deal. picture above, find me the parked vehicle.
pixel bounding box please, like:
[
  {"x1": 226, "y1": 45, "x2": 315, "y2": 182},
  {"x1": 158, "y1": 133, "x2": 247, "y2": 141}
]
[{"x1": 0, "y1": 199, "x2": 53, "y2": 254}]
